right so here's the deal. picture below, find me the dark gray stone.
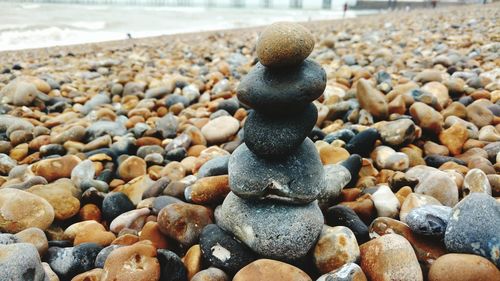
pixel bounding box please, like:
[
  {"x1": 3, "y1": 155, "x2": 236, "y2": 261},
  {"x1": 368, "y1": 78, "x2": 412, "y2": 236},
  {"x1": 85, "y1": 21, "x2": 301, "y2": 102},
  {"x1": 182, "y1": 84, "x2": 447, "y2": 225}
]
[
  {"x1": 444, "y1": 193, "x2": 500, "y2": 267},
  {"x1": 229, "y1": 139, "x2": 324, "y2": 204},
  {"x1": 198, "y1": 155, "x2": 230, "y2": 178},
  {"x1": 216, "y1": 192, "x2": 323, "y2": 260},
  {"x1": 156, "y1": 113, "x2": 178, "y2": 139},
  {"x1": 406, "y1": 205, "x2": 452, "y2": 237},
  {"x1": 152, "y1": 195, "x2": 183, "y2": 215},
  {"x1": 95, "y1": 245, "x2": 122, "y2": 268},
  {"x1": 243, "y1": 103, "x2": 317, "y2": 158},
  {"x1": 237, "y1": 59, "x2": 326, "y2": 114},
  {"x1": 0, "y1": 243, "x2": 46, "y2": 281}
]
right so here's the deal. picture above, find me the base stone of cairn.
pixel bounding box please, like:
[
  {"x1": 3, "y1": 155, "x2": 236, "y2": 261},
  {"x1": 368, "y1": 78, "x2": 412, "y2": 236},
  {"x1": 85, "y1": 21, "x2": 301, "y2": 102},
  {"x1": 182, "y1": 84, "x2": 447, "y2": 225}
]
[{"x1": 216, "y1": 22, "x2": 328, "y2": 261}]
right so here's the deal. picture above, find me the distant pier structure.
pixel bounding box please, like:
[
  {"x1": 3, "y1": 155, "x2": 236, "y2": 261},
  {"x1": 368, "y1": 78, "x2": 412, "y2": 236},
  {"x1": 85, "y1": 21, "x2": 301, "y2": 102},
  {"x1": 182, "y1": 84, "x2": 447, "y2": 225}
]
[{"x1": 10, "y1": 0, "x2": 346, "y2": 9}]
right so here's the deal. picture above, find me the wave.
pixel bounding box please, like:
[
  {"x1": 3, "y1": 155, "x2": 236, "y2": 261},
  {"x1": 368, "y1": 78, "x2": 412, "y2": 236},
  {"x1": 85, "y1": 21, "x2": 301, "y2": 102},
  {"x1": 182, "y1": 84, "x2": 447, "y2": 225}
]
[
  {"x1": 21, "y1": 4, "x2": 41, "y2": 9},
  {"x1": 0, "y1": 27, "x2": 125, "y2": 51},
  {"x1": 67, "y1": 21, "x2": 107, "y2": 30}
]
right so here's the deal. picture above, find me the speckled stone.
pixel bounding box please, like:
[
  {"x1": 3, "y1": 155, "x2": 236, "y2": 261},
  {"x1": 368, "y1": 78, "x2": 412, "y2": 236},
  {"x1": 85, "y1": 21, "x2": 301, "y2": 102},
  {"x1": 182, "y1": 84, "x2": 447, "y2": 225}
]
[
  {"x1": 0, "y1": 243, "x2": 46, "y2": 281},
  {"x1": 216, "y1": 192, "x2": 323, "y2": 261},
  {"x1": 406, "y1": 205, "x2": 452, "y2": 237},
  {"x1": 444, "y1": 193, "x2": 500, "y2": 267}
]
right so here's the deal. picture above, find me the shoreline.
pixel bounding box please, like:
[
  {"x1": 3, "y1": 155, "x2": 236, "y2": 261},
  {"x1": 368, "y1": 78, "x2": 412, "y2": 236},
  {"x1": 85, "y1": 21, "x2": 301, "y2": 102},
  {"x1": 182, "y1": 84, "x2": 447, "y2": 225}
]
[{"x1": 1, "y1": 3, "x2": 493, "y2": 59}]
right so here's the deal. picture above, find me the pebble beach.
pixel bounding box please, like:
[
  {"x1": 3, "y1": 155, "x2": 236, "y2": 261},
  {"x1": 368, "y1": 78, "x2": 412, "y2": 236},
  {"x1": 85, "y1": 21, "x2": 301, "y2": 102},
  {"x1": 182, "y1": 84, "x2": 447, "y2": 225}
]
[{"x1": 0, "y1": 3, "x2": 499, "y2": 281}]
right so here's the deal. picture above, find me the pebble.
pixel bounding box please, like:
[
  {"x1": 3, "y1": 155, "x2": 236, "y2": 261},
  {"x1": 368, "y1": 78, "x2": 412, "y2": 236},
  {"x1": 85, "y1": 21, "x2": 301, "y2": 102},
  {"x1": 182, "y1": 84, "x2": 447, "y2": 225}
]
[
  {"x1": 102, "y1": 192, "x2": 135, "y2": 222},
  {"x1": 27, "y1": 179, "x2": 81, "y2": 220},
  {"x1": 191, "y1": 267, "x2": 229, "y2": 281},
  {"x1": 399, "y1": 193, "x2": 442, "y2": 223},
  {"x1": 0, "y1": 188, "x2": 54, "y2": 233},
  {"x1": 314, "y1": 225, "x2": 360, "y2": 274},
  {"x1": 359, "y1": 234, "x2": 423, "y2": 281},
  {"x1": 0, "y1": 153, "x2": 16, "y2": 175},
  {"x1": 199, "y1": 224, "x2": 257, "y2": 274},
  {"x1": 197, "y1": 155, "x2": 229, "y2": 178},
  {"x1": 371, "y1": 185, "x2": 400, "y2": 218},
  {"x1": 318, "y1": 164, "x2": 351, "y2": 207},
  {"x1": 101, "y1": 241, "x2": 160, "y2": 281},
  {"x1": 46, "y1": 242, "x2": 103, "y2": 280},
  {"x1": 0, "y1": 79, "x2": 38, "y2": 106},
  {"x1": 244, "y1": 103, "x2": 317, "y2": 157},
  {"x1": 118, "y1": 156, "x2": 147, "y2": 182},
  {"x1": 326, "y1": 205, "x2": 370, "y2": 244},
  {"x1": 409, "y1": 102, "x2": 443, "y2": 134},
  {"x1": 377, "y1": 119, "x2": 417, "y2": 147},
  {"x1": 157, "y1": 249, "x2": 188, "y2": 281},
  {"x1": 356, "y1": 79, "x2": 388, "y2": 120},
  {"x1": 444, "y1": 193, "x2": 500, "y2": 267},
  {"x1": 157, "y1": 202, "x2": 213, "y2": 246},
  {"x1": 0, "y1": 243, "x2": 46, "y2": 281},
  {"x1": 316, "y1": 263, "x2": 367, "y2": 281},
  {"x1": 32, "y1": 155, "x2": 81, "y2": 182},
  {"x1": 439, "y1": 122, "x2": 468, "y2": 155},
  {"x1": 345, "y1": 128, "x2": 380, "y2": 156},
  {"x1": 201, "y1": 116, "x2": 240, "y2": 144},
  {"x1": 369, "y1": 217, "x2": 447, "y2": 271},
  {"x1": 463, "y1": 168, "x2": 491, "y2": 196},
  {"x1": 428, "y1": 254, "x2": 500, "y2": 281},
  {"x1": 229, "y1": 139, "x2": 324, "y2": 204},
  {"x1": 256, "y1": 22, "x2": 314, "y2": 68},
  {"x1": 236, "y1": 59, "x2": 326, "y2": 114},
  {"x1": 233, "y1": 259, "x2": 312, "y2": 281},
  {"x1": 15, "y1": 227, "x2": 49, "y2": 257},
  {"x1": 406, "y1": 205, "x2": 452, "y2": 237},
  {"x1": 410, "y1": 168, "x2": 459, "y2": 207},
  {"x1": 216, "y1": 192, "x2": 323, "y2": 260}
]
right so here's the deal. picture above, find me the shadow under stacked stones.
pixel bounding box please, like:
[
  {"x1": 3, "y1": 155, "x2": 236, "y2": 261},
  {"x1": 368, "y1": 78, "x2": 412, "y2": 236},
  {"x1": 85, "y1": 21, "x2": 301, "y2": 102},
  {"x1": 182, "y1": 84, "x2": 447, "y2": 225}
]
[{"x1": 216, "y1": 22, "x2": 327, "y2": 261}]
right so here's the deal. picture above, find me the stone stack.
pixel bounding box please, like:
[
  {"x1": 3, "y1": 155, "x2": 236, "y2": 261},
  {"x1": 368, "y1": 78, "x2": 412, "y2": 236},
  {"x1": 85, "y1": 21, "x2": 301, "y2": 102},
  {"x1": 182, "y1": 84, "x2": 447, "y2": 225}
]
[{"x1": 216, "y1": 22, "x2": 327, "y2": 261}]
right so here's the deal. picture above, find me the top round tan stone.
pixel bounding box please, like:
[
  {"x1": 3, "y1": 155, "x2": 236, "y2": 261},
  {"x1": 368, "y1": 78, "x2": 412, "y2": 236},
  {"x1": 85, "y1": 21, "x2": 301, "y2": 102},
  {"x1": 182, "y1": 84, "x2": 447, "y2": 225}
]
[{"x1": 256, "y1": 22, "x2": 315, "y2": 68}]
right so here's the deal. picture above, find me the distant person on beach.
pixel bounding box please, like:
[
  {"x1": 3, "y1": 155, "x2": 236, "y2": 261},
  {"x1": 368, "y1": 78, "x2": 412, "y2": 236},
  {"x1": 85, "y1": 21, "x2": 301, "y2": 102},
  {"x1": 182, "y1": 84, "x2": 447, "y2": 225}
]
[
  {"x1": 432, "y1": 0, "x2": 437, "y2": 8},
  {"x1": 127, "y1": 33, "x2": 132, "y2": 39},
  {"x1": 343, "y1": 2, "x2": 348, "y2": 18}
]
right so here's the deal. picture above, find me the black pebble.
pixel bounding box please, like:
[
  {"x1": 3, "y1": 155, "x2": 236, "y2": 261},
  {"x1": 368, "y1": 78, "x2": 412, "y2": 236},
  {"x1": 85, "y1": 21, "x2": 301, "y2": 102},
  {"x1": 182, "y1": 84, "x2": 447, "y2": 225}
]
[
  {"x1": 102, "y1": 192, "x2": 135, "y2": 222},
  {"x1": 345, "y1": 128, "x2": 380, "y2": 156},
  {"x1": 200, "y1": 224, "x2": 257, "y2": 275},
  {"x1": 424, "y1": 154, "x2": 467, "y2": 168},
  {"x1": 340, "y1": 154, "x2": 363, "y2": 188},
  {"x1": 157, "y1": 249, "x2": 188, "y2": 281},
  {"x1": 47, "y1": 243, "x2": 102, "y2": 281},
  {"x1": 243, "y1": 103, "x2": 317, "y2": 158},
  {"x1": 326, "y1": 205, "x2": 370, "y2": 244}
]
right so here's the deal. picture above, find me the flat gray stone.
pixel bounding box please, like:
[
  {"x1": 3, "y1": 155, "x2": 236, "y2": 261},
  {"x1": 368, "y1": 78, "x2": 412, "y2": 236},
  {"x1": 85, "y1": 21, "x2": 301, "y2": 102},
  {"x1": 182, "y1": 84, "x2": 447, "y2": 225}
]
[
  {"x1": 216, "y1": 192, "x2": 323, "y2": 261},
  {"x1": 229, "y1": 138, "x2": 324, "y2": 204}
]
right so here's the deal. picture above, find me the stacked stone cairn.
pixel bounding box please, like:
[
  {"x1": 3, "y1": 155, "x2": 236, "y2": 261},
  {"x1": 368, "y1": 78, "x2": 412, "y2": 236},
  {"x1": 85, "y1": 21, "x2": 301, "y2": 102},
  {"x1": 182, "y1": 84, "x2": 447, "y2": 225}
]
[{"x1": 216, "y1": 22, "x2": 330, "y2": 261}]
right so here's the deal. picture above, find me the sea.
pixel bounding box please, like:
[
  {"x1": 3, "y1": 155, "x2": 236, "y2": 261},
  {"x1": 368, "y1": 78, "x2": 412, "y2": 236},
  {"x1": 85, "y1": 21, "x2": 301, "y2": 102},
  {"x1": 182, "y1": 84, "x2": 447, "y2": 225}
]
[{"x1": 0, "y1": 1, "x2": 377, "y2": 51}]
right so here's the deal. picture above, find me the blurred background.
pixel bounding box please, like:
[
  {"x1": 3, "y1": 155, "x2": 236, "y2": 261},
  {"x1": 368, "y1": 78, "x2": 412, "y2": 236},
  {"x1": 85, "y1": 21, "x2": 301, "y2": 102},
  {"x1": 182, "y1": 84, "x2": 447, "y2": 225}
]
[{"x1": 0, "y1": 0, "x2": 486, "y2": 51}]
